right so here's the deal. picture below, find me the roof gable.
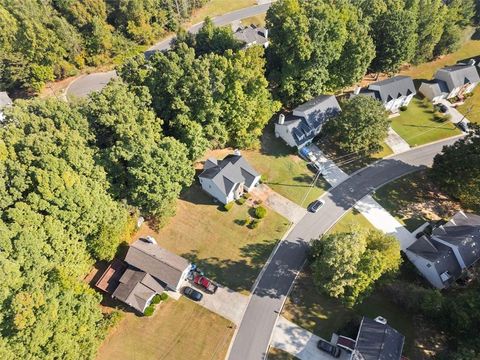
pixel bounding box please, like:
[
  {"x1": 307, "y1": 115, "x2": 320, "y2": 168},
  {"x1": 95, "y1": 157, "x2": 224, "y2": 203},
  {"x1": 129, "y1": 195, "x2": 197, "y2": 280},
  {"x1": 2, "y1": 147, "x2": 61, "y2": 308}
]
[
  {"x1": 367, "y1": 76, "x2": 416, "y2": 103},
  {"x1": 435, "y1": 65, "x2": 480, "y2": 91}
]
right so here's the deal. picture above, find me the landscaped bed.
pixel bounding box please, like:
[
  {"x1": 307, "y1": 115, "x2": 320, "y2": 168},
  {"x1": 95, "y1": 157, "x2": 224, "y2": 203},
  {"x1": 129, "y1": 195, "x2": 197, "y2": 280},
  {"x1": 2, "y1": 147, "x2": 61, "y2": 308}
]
[
  {"x1": 96, "y1": 297, "x2": 234, "y2": 360},
  {"x1": 390, "y1": 97, "x2": 461, "y2": 147},
  {"x1": 135, "y1": 184, "x2": 290, "y2": 294}
]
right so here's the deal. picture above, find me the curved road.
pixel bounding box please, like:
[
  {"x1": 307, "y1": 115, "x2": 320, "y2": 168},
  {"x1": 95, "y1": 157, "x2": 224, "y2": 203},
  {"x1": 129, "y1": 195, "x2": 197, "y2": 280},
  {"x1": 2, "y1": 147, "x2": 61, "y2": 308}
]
[
  {"x1": 228, "y1": 136, "x2": 461, "y2": 360},
  {"x1": 67, "y1": 3, "x2": 273, "y2": 98}
]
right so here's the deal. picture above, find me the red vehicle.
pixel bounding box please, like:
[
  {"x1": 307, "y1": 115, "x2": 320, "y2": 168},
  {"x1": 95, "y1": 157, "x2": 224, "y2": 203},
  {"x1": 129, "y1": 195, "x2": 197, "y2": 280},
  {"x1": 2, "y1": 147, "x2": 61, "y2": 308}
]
[{"x1": 193, "y1": 274, "x2": 218, "y2": 294}]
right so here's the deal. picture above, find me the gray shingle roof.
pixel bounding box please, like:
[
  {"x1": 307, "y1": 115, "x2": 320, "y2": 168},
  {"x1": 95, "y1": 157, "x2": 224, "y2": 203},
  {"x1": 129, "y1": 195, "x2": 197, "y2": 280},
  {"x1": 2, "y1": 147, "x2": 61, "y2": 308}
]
[
  {"x1": 435, "y1": 65, "x2": 480, "y2": 91},
  {"x1": 367, "y1": 76, "x2": 416, "y2": 103},
  {"x1": 355, "y1": 317, "x2": 405, "y2": 360},
  {"x1": 199, "y1": 154, "x2": 259, "y2": 196},
  {"x1": 234, "y1": 25, "x2": 268, "y2": 47},
  {"x1": 293, "y1": 95, "x2": 341, "y2": 122},
  {"x1": 0, "y1": 92, "x2": 12, "y2": 108},
  {"x1": 125, "y1": 240, "x2": 190, "y2": 289},
  {"x1": 420, "y1": 80, "x2": 449, "y2": 97}
]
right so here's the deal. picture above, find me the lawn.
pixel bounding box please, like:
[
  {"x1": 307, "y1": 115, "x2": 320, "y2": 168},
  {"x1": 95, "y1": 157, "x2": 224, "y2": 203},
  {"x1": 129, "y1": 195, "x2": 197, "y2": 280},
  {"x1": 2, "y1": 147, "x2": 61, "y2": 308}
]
[
  {"x1": 457, "y1": 91, "x2": 480, "y2": 125},
  {"x1": 135, "y1": 184, "x2": 290, "y2": 294},
  {"x1": 96, "y1": 297, "x2": 234, "y2": 360},
  {"x1": 372, "y1": 170, "x2": 461, "y2": 232},
  {"x1": 267, "y1": 348, "x2": 299, "y2": 360},
  {"x1": 189, "y1": 0, "x2": 258, "y2": 25},
  {"x1": 327, "y1": 208, "x2": 374, "y2": 234},
  {"x1": 390, "y1": 97, "x2": 461, "y2": 147},
  {"x1": 241, "y1": 13, "x2": 267, "y2": 27}
]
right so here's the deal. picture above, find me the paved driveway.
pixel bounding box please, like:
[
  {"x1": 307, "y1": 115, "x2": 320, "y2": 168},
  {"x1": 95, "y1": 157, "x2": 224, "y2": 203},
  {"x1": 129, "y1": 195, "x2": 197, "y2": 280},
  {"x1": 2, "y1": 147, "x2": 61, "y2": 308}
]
[
  {"x1": 250, "y1": 184, "x2": 307, "y2": 223},
  {"x1": 385, "y1": 127, "x2": 410, "y2": 154},
  {"x1": 66, "y1": 71, "x2": 117, "y2": 99}
]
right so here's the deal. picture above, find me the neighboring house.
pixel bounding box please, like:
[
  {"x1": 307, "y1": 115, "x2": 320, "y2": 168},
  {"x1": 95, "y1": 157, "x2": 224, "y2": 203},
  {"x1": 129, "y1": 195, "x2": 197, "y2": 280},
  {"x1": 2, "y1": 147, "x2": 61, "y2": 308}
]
[
  {"x1": 274, "y1": 95, "x2": 341, "y2": 148},
  {"x1": 406, "y1": 211, "x2": 480, "y2": 289},
  {"x1": 233, "y1": 24, "x2": 269, "y2": 48},
  {"x1": 199, "y1": 152, "x2": 261, "y2": 204},
  {"x1": 0, "y1": 91, "x2": 13, "y2": 122},
  {"x1": 95, "y1": 239, "x2": 191, "y2": 313},
  {"x1": 353, "y1": 76, "x2": 416, "y2": 112},
  {"x1": 419, "y1": 60, "x2": 480, "y2": 102}
]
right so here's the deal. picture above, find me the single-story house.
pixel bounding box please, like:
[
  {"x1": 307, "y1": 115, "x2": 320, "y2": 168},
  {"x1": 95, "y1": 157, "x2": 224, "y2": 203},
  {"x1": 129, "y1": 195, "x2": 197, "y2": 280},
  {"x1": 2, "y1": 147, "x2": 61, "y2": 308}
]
[
  {"x1": 274, "y1": 95, "x2": 341, "y2": 148},
  {"x1": 95, "y1": 239, "x2": 191, "y2": 313},
  {"x1": 353, "y1": 76, "x2": 416, "y2": 112},
  {"x1": 233, "y1": 24, "x2": 269, "y2": 48},
  {"x1": 0, "y1": 91, "x2": 12, "y2": 122},
  {"x1": 198, "y1": 151, "x2": 261, "y2": 204},
  {"x1": 419, "y1": 60, "x2": 480, "y2": 102},
  {"x1": 406, "y1": 211, "x2": 480, "y2": 289}
]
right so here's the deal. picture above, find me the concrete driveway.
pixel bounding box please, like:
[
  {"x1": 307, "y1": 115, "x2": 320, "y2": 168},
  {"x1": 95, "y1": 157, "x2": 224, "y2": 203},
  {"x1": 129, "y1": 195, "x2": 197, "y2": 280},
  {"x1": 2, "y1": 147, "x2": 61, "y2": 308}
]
[
  {"x1": 271, "y1": 317, "x2": 351, "y2": 360},
  {"x1": 385, "y1": 127, "x2": 410, "y2": 154},
  {"x1": 250, "y1": 184, "x2": 307, "y2": 223}
]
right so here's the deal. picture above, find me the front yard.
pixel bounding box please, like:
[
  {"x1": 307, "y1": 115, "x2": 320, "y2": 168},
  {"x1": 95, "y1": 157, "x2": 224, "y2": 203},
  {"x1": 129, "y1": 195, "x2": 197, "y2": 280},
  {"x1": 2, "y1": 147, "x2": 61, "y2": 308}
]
[
  {"x1": 135, "y1": 184, "x2": 290, "y2": 294},
  {"x1": 372, "y1": 170, "x2": 461, "y2": 232},
  {"x1": 96, "y1": 297, "x2": 234, "y2": 360},
  {"x1": 457, "y1": 90, "x2": 480, "y2": 125},
  {"x1": 327, "y1": 208, "x2": 374, "y2": 234},
  {"x1": 390, "y1": 97, "x2": 461, "y2": 147}
]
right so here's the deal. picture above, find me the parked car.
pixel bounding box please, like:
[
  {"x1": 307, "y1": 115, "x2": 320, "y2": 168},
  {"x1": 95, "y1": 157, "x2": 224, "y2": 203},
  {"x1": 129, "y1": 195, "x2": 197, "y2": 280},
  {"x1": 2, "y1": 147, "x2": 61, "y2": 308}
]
[
  {"x1": 308, "y1": 199, "x2": 325, "y2": 213},
  {"x1": 183, "y1": 286, "x2": 203, "y2": 301},
  {"x1": 307, "y1": 162, "x2": 320, "y2": 173},
  {"x1": 317, "y1": 339, "x2": 341, "y2": 358},
  {"x1": 457, "y1": 120, "x2": 469, "y2": 132},
  {"x1": 438, "y1": 104, "x2": 448, "y2": 113},
  {"x1": 193, "y1": 274, "x2": 218, "y2": 294}
]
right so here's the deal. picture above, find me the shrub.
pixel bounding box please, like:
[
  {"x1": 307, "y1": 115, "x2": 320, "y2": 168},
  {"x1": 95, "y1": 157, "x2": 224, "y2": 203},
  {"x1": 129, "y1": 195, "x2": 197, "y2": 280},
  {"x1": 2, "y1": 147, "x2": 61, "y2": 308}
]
[
  {"x1": 151, "y1": 294, "x2": 161, "y2": 305},
  {"x1": 255, "y1": 206, "x2": 267, "y2": 219},
  {"x1": 260, "y1": 175, "x2": 268, "y2": 184},
  {"x1": 399, "y1": 105, "x2": 408, "y2": 111},
  {"x1": 159, "y1": 292, "x2": 168, "y2": 301},
  {"x1": 144, "y1": 305, "x2": 155, "y2": 316},
  {"x1": 236, "y1": 198, "x2": 246, "y2": 205},
  {"x1": 224, "y1": 202, "x2": 234, "y2": 211},
  {"x1": 249, "y1": 219, "x2": 260, "y2": 229},
  {"x1": 243, "y1": 193, "x2": 251, "y2": 199}
]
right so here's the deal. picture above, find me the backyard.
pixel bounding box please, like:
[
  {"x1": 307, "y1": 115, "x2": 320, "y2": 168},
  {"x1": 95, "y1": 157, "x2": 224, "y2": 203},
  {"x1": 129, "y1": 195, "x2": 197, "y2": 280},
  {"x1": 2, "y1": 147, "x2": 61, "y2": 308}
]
[
  {"x1": 135, "y1": 184, "x2": 290, "y2": 294},
  {"x1": 390, "y1": 97, "x2": 461, "y2": 147},
  {"x1": 96, "y1": 297, "x2": 234, "y2": 360},
  {"x1": 372, "y1": 170, "x2": 461, "y2": 232}
]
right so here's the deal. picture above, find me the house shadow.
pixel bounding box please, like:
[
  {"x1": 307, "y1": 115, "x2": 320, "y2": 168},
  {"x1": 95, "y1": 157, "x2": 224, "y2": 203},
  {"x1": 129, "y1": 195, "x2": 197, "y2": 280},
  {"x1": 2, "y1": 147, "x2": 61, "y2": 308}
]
[
  {"x1": 259, "y1": 121, "x2": 297, "y2": 158},
  {"x1": 180, "y1": 183, "x2": 218, "y2": 206}
]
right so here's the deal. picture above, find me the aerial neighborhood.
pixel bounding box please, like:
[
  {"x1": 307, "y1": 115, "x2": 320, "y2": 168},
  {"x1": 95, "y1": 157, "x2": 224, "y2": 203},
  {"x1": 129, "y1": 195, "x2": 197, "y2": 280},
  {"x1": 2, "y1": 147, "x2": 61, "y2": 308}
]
[{"x1": 0, "y1": 1, "x2": 480, "y2": 360}]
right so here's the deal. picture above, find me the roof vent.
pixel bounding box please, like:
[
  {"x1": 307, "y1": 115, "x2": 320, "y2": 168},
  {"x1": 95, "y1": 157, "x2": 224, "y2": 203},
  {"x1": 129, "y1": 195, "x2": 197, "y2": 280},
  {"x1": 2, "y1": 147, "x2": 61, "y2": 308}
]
[
  {"x1": 468, "y1": 59, "x2": 476, "y2": 66},
  {"x1": 233, "y1": 149, "x2": 241, "y2": 156},
  {"x1": 374, "y1": 316, "x2": 387, "y2": 325}
]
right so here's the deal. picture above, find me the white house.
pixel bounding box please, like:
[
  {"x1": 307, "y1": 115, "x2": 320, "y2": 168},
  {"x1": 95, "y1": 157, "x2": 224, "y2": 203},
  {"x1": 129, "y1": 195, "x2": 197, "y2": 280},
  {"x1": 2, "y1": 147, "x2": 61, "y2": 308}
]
[
  {"x1": 198, "y1": 152, "x2": 261, "y2": 204},
  {"x1": 274, "y1": 95, "x2": 341, "y2": 149},
  {"x1": 354, "y1": 76, "x2": 416, "y2": 112},
  {"x1": 405, "y1": 211, "x2": 480, "y2": 289},
  {"x1": 419, "y1": 60, "x2": 480, "y2": 102},
  {"x1": 0, "y1": 91, "x2": 12, "y2": 122}
]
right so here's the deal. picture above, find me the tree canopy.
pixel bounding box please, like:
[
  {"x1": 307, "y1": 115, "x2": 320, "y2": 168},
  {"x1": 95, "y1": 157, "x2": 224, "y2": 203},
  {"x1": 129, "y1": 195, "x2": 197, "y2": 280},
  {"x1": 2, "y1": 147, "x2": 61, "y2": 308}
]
[{"x1": 310, "y1": 226, "x2": 401, "y2": 305}]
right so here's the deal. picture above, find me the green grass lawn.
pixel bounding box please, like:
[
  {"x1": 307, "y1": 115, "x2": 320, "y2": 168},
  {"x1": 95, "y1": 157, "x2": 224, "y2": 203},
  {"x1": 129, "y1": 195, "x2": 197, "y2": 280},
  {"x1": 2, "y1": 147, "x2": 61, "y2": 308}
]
[
  {"x1": 96, "y1": 297, "x2": 234, "y2": 360},
  {"x1": 136, "y1": 184, "x2": 290, "y2": 294},
  {"x1": 327, "y1": 208, "x2": 374, "y2": 234},
  {"x1": 241, "y1": 13, "x2": 267, "y2": 27},
  {"x1": 189, "y1": 0, "x2": 257, "y2": 25},
  {"x1": 391, "y1": 97, "x2": 461, "y2": 147},
  {"x1": 372, "y1": 170, "x2": 461, "y2": 232},
  {"x1": 457, "y1": 91, "x2": 480, "y2": 125}
]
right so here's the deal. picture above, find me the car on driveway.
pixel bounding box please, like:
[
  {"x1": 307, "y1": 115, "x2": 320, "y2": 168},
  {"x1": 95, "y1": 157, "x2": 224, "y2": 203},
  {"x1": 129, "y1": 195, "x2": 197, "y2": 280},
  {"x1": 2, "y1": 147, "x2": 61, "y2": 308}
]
[
  {"x1": 184, "y1": 286, "x2": 203, "y2": 302},
  {"x1": 317, "y1": 339, "x2": 341, "y2": 358},
  {"x1": 438, "y1": 104, "x2": 448, "y2": 113},
  {"x1": 193, "y1": 274, "x2": 218, "y2": 294},
  {"x1": 308, "y1": 199, "x2": 325, "y2": 213},
  {"x1": 457, "y1": 120, "x2": 469, "y2": 133}
]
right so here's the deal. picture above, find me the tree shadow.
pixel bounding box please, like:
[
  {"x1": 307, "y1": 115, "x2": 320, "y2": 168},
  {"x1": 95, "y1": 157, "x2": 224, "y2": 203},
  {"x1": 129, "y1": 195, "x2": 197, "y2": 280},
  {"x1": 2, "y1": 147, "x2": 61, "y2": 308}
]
[{"x1": 259, "y1": 121, "x2": 297, "y2": 158}]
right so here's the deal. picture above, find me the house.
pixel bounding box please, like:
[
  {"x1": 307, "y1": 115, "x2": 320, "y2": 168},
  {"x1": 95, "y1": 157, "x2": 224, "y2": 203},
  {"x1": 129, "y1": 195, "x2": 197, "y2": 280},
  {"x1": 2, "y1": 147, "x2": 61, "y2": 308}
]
[
  {"x1": 350, "y1": 317, "x2": 405, "y2": 360},
  {"x1": 198, "y1": 152, "x2": 261, "y2": 204},
  {"x1": 353, "y1": 76, "x2": 416, "y2": 112},
  {"x1": 406, "y1": 211, "x2": 480, "y2": 289},
  {"x1": 233, "y1": 24, "x2": 269, "y2": 48},
  {"x1": 0, "y1": 91, "x2": 12, "y2": 122},
  {"x1": 419, "y1": 60, "x2": 480, "y2": 102},
  {"x1": 95, "y1": 239, "x2": 191, "y2": 313},
  {"x1": 274, "y1": 95, "x2": 341, "y2": 148}
]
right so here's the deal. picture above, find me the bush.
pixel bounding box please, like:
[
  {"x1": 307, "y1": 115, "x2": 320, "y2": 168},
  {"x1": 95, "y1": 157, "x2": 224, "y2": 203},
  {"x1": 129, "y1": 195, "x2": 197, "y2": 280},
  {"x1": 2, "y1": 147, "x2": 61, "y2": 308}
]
[
  {"x1": 224, "y1": 202, "x2": 234, "y2": 211},
  {"x1": 236, "y1": 197, "x2": 246, "y2": 205},
  {"x1": 243, "y1": 193, "x2": 251, "y2": 199},
  {"x1": 399, "y1": 105, "x2": 408, "y2": 111},
  {"x1": 144, "y1": 305, "x2": 155, "y2": 316},
  {"x1": 159, "y1": 292, "x2": 168, "y2": 301},
  {"x1": 151, "y1": 294, "x2": 161, "y2": 305},
  {"x1": 248, "y1": 219, "x2": 260, "y2": 229},
  {"x1": 255, "y1": 206, "x2": 267, "y2": 219}
]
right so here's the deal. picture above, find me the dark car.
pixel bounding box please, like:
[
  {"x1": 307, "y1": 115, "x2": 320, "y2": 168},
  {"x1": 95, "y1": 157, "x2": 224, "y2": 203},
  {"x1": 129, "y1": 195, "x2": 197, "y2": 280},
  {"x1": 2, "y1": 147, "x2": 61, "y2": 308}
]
[
  {"x1": 183, "y1": 286, "x2": 203, "y2": 302},
  {"x1": 308, "y1": 199, "x2": 325, "y2": 213},
  {"x1": 438, "y1": 104, "x2": 448, "y2": 113},
  {"x1": 457, "y1": 120, "x2": 469, "y2": 133},
  {"x1": 317, "y1": 339, "x2": 341, "y2": 358},
  {"x1": 307, "y1": 162, "x2": 320, "y2": 174}
]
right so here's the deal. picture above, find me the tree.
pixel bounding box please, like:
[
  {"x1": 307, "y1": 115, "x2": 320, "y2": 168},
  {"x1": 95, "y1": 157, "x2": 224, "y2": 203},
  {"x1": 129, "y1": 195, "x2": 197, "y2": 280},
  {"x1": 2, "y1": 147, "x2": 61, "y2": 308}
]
[
  {"x1": 193, "y1": 17, "x2": 242, "y2": 56},
  {"x1": 326, "y1": 95, "x2": 390, "y2": 154},
  {"x1": 310, "y1": 226, "x2": 401, "y2": 305},
  {"x1": 430, "y1": 128, "x2": 480, "y2": 212}
]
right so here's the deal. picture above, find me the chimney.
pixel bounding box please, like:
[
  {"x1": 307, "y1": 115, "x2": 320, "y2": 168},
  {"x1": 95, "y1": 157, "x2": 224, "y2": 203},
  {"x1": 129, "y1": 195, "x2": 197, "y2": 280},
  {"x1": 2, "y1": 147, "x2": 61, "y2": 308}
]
[
  {"x1": 468, "y1": 59, "x2": 476, "y2": 66},
  {"x1": 263, "y1": 29, "x2": 269, "y2": 39},
  {"x1": 353, "y1": 86, "x2": 361, "y2": 95},
  {"x1": 278, "y1": 113, "x2": 285, "y2": 125},
  {"x1": 233, "y1": 149, "x2": 241, "y2": 156},
  {"x1": 374, "y1": 316, "x2": 387, "y2": 325},
  {"x1": 145, "y1": 236, "x2": 157, "y2": 245}
]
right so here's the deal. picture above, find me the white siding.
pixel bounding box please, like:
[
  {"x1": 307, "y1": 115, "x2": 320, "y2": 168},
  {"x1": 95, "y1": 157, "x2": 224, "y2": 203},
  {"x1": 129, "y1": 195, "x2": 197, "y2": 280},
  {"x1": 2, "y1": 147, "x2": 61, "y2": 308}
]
[
  {"x1": 405, "y1": 250, "x2": 445, "y2": 289},
  {"x1": 199, "y1": 177, "x2": 229, "y2": 204},
  {"x1": 275, "y1": 123, "x2": 298, "y2": 148}
]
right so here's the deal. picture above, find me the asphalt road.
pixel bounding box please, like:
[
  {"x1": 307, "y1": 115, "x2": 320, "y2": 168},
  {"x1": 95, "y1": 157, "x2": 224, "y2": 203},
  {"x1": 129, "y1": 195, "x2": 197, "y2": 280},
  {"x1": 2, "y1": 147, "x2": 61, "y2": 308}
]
[
  {"x1": 66, "y1": 3, "x2": 273, "y2": 98},
  {"x1": 228, "y1": 136, "x2": 462, "y2": 360}
]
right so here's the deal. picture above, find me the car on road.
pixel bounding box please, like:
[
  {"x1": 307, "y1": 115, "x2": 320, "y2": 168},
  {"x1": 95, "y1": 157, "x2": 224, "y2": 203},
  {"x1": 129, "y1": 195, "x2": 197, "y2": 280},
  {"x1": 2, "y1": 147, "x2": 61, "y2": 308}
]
[
  {"x1": 193, "y1": 274, "x2": 218, "y2": 294},
  {"x1": 317, "y1": 339, "x2": 341, "y2": 358},
  {"x1": 308, "y1": 199, "x2": 325, "y2": 213},
  {"x1": 457, "y1": 120, "x2": 469, "y2": 133},
  {"x1": 183, "y1": 286, "x2": 203, "y2": 302}
]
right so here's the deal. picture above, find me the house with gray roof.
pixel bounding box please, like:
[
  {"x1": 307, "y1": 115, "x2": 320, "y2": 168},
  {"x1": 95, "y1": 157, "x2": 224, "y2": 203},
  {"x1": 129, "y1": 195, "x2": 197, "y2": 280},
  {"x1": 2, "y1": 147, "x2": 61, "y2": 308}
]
[
  {"x1": 353, "y1": 76, "x2": 416, "y2": 112},
  {"x1": 351, "y1": 317, "x2": 405, "y2": 360},
  {"x1": 199, "y1": 152, "x2": 261, "y2": 204},
  {"x1": 406, "y1": 211, "x2": 480, "y2": 289},
  {"x1": 233, "y1": 24, "x2": 269, "y2": 48},
  {"x1": 274, "y1": 95, "x2": 341, "y2": 148},
  {"x1": 419, "y1": 60, "x2": 480, "y2": 102},
  {"x1": 0, "y1": 91, "x2": 12, "y2": 122}
]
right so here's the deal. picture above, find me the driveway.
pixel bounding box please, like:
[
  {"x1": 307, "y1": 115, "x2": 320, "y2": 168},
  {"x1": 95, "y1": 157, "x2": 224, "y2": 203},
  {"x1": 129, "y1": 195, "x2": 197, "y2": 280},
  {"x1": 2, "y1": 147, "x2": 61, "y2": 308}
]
[
  {"x1": 385, "y1": 127, "x2": 410, "y2": 154},
  {"x1": 271, "y1": 317, "x2": 351, "y2": 360},
  {"x1": 250, "y1": 184, "x2": 307, "y2": 223},
  {"x1": 66, "y1": 71, "x2": 117, "y2": 99},
  {"x1": 438, "y1": 99, "x2": 470, "y2": 124}
]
